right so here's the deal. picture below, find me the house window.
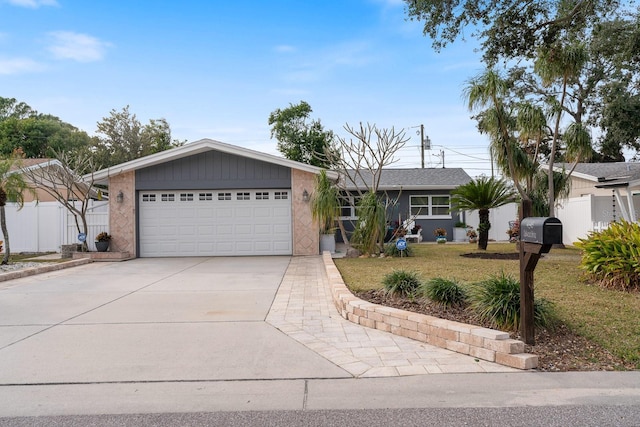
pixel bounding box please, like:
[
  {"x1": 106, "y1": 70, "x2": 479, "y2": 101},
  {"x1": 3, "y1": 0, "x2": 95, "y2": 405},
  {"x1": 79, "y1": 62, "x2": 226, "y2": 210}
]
[
  {"x1": 217, "y1": 192, "x2": 231, "y2": 201},
  {"x1": 180, "y1": 193, "x2": 194, "y2": 201},
  {"x1": 161, "y1": 193, "x2": 175, "y2": 202},
  {"x1": 410, "y1": 195, "x2": 451, "y2": 218},
  {"x1": 142, "y1": 194, "x2": 156, "y2": 202},
  {"x1": 256, "y1": 192, "x2": 269, "y2": 200},
  {"x1": 339, "y1": 194, "x2": 361, "y2": 219},
  {"x1": 237, "y1": 192, "x2": 250, "y2": 200},
  {"x1": 199, "y1": 193, "x2": 213, "y2": 201},
  {"x1": 274, "y1": 191, "x2": 288, "y2": 200}
]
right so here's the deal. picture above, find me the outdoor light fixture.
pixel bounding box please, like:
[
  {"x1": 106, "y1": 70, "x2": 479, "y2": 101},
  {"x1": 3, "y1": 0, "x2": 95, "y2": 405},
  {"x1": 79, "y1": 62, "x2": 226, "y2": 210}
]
[
  {"x1": 302, "y1": 189, "x2": 309, "y2": 202},
  {"x1": 116, "y1": 190, "x2": 124, "y2": 203}
]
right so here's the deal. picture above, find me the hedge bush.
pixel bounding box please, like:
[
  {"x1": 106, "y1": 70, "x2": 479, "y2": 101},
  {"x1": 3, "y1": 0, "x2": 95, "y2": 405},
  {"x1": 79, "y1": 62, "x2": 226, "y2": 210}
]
[
  {"x1": 382, "y1": 269, "x2": 422, "y2": 298},
  {"x1": 577, "y1": 220, "x2": 640, "y2": 291},
  {"x1": 471, "y1": 272, "x2": 557, "y2": 331},
  {"x1": 422, "y1": 277, "x2": 468, "y2": 308}
]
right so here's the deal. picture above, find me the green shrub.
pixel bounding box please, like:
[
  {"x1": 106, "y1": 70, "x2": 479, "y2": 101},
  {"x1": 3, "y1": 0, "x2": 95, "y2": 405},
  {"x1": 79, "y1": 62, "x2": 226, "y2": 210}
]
[
  {"x1": 422, "y1": 277, "x2": 468, "y2": 308},
  {"x1": 577, "y1": 220, "x2": 640, "y2": 291},
  {"x1": 383, "y1": 241, "x2": 413, "y2": 257},
  {"x1": 382, "y1": 270, "x2": 422, "y2": 298},
  {"x1": 471, "y1": 272, "x2": 557, "y2": 331}
]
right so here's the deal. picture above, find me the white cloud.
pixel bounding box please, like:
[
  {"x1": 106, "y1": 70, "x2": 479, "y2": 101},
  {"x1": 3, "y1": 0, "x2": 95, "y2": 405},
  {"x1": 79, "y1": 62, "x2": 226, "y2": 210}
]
[
  {"x1": 279, "y1": 40, "x2": 377, "y2": 84},
  {"x1": 0, "y1": 57, "x2": 43, "y2": 74},
  {"x1": 47, "y1": 31, "x2": 111, "y2": 62},
  {"x1": 274, "y1": 45, "x2": 296, "y2": 53},
  {"x1": 4, "y1": 0, "x2": 58, "y2": 8}
]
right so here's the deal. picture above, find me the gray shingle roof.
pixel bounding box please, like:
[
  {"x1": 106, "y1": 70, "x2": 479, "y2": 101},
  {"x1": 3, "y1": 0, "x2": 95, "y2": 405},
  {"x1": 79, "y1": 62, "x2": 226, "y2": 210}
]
[
  {"x1": 553, "y1": 162, "x2": 640, "y2": 188},
  {"x1": 558, "y1": 162, "x2": 640, "y2": 180},
  {"x1": 343, "y1": 168, "x2": 472, "y2": 190}
]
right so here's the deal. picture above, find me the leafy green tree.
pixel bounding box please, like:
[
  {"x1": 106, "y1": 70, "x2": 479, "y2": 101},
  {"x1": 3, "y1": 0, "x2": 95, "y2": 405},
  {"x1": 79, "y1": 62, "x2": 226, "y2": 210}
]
[
  {"x1": 451, "y1": 176, "x2": 517, "y2": 250},
  {"x1": 268, "y1": 101, "x2": 334, "y2": 168},
  {"x1": 405, "y1": 0, "x2": 620, "y2": 63},
  {"x1": 0, "y1": 155, "x2": 36, "y2": 264},
  {"x1": 0, "y1": 97, "x2": 33, "y2": 119},
  {"x1": 93, "y1": 106, "x2": 184, "y2": 168},
  {"x1": 406, "y1": 2, "x2": 639, "y2": 162},
  {"x1": 0, "y1": 97, "x2": 92, "y2": 158}
]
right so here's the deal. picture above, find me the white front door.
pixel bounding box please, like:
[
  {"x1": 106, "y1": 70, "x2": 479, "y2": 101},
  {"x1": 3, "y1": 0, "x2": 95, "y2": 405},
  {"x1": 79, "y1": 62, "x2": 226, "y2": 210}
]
[{"x1": 138, "y1": 190, "x2": 292, "y2": 257}]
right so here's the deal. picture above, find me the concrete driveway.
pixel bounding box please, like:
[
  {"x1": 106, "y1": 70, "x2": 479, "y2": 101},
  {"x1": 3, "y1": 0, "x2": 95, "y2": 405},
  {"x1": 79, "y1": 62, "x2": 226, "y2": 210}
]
[{"x1": 0, "y1": 257, "x2": 349, "y2": 385}]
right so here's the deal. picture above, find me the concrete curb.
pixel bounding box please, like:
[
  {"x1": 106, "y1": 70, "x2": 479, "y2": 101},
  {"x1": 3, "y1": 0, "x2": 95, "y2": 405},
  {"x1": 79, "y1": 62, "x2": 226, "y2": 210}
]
[
  {"x1": 323, "y1": 252, "x2": 538, "y2": 370},
  {"x1": 0, "y1": 258, "x2": 93, "y2": 283}
]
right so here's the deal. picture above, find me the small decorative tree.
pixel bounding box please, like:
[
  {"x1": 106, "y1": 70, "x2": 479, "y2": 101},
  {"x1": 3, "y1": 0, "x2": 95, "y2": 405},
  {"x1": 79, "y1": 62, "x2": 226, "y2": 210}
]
[{"x1": 21, "y1": 150, "x2": 99, "y2": 252}]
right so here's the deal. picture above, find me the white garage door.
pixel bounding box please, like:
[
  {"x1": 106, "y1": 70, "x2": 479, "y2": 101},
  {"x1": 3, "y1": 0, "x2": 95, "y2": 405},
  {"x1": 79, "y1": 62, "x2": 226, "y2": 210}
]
[{"x1": 139, "y1": 190, "x2": 292, "y2": 257}]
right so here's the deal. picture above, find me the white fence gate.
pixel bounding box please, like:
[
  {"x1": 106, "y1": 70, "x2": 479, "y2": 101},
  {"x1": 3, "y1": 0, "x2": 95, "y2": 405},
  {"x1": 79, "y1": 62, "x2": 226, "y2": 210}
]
[
  {"x1": 62, "y1": 201, "x2": 110, "y2": 251},
  {"x1": 1, "y1": 200, "x2": 109, "y2": 253}
]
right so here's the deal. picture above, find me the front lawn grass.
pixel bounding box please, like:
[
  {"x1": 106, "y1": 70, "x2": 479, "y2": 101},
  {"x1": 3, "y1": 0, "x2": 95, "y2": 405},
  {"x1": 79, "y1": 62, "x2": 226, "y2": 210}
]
[{"x1": 334, "y1": 242, "x2": 640, "y2": 368}]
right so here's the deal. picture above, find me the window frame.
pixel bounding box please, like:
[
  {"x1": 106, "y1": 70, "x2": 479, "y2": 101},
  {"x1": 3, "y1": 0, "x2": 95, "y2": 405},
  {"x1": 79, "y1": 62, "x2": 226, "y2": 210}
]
[
  {"x1": 409, "y1": 194, "x2": 452, "y2": 219},
  {"x1": 339, "y1": 193, "x2": 362, "y2": 220}
]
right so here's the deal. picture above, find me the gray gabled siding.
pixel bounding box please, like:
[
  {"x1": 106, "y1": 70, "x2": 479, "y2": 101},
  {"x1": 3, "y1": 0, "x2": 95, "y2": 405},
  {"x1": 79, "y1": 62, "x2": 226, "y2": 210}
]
[{"x1": 135, "y1": 150, "x2": 292, "y2": 190}]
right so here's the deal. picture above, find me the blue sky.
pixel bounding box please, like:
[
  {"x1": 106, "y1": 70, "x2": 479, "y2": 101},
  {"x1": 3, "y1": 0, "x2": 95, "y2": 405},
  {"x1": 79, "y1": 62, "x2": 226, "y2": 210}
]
[{"x1": 1, "y1": 0, "x2": 495, "y2": 175}]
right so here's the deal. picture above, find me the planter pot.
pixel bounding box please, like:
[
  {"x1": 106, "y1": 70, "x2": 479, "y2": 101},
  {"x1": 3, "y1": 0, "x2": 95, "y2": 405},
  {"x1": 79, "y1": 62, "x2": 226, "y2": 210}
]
[
  {"x1": 436, "y1": 236, "x2": 447, "y2": 244},
  {"x1": 453, "y1": 227, "x2": 467, "y2": 242},
  {"x1": 95, "y1": 241, "x2": 110, "y2": 252},
  {"x1": 320, "y1": 234, "x2": 336, "y2": 254},
  {"x1": 469, "y1": 238, "x2": 478, "y2": 244}
]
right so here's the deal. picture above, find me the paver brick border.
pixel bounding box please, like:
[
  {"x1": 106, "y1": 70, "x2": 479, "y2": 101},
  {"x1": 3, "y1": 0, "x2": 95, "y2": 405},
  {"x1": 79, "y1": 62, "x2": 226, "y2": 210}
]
[
  {"x1": 0, "y1": 258, "x2": 92, "y2": 283},
  {"x1": 323, "y1": 252, "x2": 538, "y2": 370}
]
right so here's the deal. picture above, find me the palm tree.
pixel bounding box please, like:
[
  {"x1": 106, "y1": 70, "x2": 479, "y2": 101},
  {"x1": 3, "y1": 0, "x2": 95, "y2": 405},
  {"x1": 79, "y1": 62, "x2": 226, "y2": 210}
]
[
  {"x1": 451, "y1": 177, "x2": 517, "y2": 250},
  {"x1": 464, "y1": 70, "x2": 529, "y2": 202},
  {"x1": 534, "y1": 42, "x2": 587, "y2": 216},
  {"x1": 0, "y1": 157, "x2": 36, "y2": 264}
]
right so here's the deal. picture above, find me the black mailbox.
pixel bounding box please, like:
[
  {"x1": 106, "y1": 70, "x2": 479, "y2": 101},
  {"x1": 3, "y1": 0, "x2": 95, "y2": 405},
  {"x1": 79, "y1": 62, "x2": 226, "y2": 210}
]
[{"x1": 520, "y1": 217, "x2": 562, "y2": 245}]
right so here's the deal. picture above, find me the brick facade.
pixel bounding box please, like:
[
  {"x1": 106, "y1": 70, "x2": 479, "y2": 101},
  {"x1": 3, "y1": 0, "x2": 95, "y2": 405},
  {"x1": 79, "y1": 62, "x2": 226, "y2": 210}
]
[
  {"x1": 291, "y1": 169, "x2": 319, "y2": 256},
  {"x1": 108, "y1": 171, "x2": 136, "y2": 256}
]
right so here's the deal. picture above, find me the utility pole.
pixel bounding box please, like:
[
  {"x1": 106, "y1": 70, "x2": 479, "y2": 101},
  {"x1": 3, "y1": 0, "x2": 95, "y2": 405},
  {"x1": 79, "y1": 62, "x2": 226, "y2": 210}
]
[{"x1": 420, "y1": 124, "x2": 424, "y2": 169}]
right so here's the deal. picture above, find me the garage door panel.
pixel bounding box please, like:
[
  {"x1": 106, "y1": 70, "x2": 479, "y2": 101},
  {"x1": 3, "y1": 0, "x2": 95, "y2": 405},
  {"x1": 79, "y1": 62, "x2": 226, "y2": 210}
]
[
  {"x1": 234, "y1": 209, "x2": 252, "y2": 219},
  {"x1": 235, "y1": 224, "x2": 251, "y2": 234},
  {"x1": 140, "y1": 190, "x2": 292, "y2": 257},
  {"x1": 216, "y1": 207, "x2": 234, "y2": 218}
]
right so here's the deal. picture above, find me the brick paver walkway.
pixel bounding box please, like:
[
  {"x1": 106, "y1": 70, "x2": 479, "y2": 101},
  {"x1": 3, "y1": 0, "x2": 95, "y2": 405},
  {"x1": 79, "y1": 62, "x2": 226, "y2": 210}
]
[{"x1": 266, "y1": 256, "x2": 517, "y2": 377}]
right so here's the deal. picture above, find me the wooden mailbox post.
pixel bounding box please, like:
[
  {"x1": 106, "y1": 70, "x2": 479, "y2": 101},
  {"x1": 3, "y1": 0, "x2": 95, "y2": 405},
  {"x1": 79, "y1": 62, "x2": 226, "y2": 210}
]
[{"x1": 519, "y1": 217, "x2": 562, "y2": 345}]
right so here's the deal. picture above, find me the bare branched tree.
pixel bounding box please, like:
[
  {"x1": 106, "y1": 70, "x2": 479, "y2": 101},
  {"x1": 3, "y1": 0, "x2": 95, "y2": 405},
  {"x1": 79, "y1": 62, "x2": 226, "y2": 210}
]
[
  {"x1": 326, "y1": 123, "x2": 409, "y2": 253},
  {"x1": 21, "y1": 150, "x2": 99, "y2": 251}
]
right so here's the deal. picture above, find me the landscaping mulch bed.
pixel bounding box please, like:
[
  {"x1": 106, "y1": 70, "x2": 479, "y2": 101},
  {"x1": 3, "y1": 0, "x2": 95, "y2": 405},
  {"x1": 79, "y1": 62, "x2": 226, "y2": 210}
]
[
  {"x1": 461, "y1": 252, "x2": 520, "y2": 260},
  {"x1": 356, "y1": 289, "x2": 635, "y2": 372}
]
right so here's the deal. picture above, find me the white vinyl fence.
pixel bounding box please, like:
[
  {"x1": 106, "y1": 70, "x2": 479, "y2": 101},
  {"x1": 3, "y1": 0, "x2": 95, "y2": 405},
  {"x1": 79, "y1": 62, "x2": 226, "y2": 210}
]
[
  {"x1": 465, "y1": 202, "x2": 519, "y2": 242},
  {"x1": 1, "y1": 200, "x2": 109, "y2": 253},
  {"x1": 556, "y1": 194, "x2": 640, "y2": 244},
  {"x1": 63, "y1": 201, "x2": 109, "y2": 250}
]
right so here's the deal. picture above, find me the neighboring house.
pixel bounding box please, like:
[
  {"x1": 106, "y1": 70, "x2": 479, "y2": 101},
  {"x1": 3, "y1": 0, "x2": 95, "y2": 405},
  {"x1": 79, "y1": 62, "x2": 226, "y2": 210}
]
[
  {"x1": 91, "y1": 138, "x2": 333, "y2": 258},
  {"x1": 555, "y1": 162, "x2": 640, "y2": 244},
  {"x1": 14, "y1": 158, "x2": 59, "y2": 202},
  {"x1": 1, "y1": 158, "x2": 109, "y2": 253},
  {"x1": 339, "y1": 168, "x2": 473, "y2": 242}
]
